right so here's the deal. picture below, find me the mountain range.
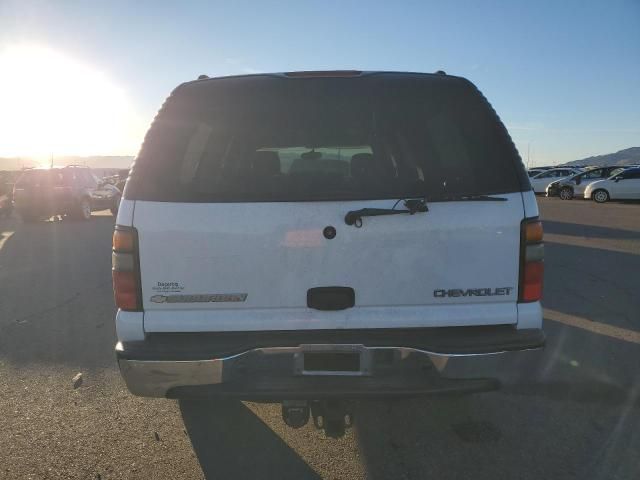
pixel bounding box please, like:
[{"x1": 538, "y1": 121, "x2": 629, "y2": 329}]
[{"x1": 561, "y1": 147, "x2": 640, "y2": 167}]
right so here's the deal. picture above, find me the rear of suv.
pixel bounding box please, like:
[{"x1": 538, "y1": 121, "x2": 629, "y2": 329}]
[
  {"x1": 114, "y1": 71, "x2": 544, "y2": 434},
  {"x1": 13, "y1": 166, "x2": 121, "y2": 222}
]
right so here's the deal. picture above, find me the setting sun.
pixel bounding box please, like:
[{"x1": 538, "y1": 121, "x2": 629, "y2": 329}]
[{"x1": 0, "y1": 45, "x2": 143, "y2": 159}]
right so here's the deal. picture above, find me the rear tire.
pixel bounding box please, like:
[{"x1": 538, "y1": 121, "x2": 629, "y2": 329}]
[
  {"x1": 110, "y1": 195, "x2": 121, "y2": 216},
  {"x1": 72, "y1": 198, "x2": 92, "y2": 220},
  {"x1": 559, "y1": 187, "x2": 574, "y2": 200},
  {"x1": 592, "y1": 189, "x2": 609, "y2": 203}
]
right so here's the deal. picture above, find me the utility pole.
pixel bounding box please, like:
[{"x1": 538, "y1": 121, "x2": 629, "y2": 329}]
[{"x1": 50, "y1": 152, "x2": 54, "y2": 168}]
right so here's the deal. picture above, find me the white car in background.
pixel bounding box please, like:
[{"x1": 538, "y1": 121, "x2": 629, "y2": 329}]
[
  {"x1": 529, "y1": 168, "x2": 582, "y2": 194},
  {"x1": 527, "y1": 168, "x2": 546, "y2": 178},
  {"x1": 546, "y1": 166, "x2": 627, "y2": 200},
  {"x1": 584, "y1": 167, "x2": 640, "y2": 203}
]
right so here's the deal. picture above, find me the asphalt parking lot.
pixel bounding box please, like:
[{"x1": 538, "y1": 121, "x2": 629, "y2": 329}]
[{"x1": 0, "y1": 197, "x2": 638, "y2": 480}]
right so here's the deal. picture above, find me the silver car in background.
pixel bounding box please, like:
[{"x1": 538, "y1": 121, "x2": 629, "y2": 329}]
[
  {"x1": 529, "y1": 167, "x2": 582, "y2": 194},
  {"x1": 546, "y1": 166, "x2": 627, "y2": 200}
]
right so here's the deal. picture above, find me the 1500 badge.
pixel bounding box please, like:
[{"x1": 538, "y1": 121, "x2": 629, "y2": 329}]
[
  {"x1": 150, "y1": 293, "x2": 248, "y2": 304},
  {"x1": 434, "y1": 287, "x2": 513, "y2": 298}
]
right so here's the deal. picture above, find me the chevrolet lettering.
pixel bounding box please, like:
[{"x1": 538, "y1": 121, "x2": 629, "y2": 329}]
[{"x1": 434, "y1": 287, "x2": 514, "y2": 298}]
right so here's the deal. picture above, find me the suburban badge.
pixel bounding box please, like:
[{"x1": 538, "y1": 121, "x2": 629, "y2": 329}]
[{"x1": 150, "y1": 293, "x2": 248, "y2": 303}]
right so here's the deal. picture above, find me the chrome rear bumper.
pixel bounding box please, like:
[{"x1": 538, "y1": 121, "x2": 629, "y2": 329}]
[
  {"x1": 117, "y1": 343, "x2": 511, "y2": 398},
  {"x1": 116, "y1": 327, "x2": 544, "y2": 398},
  {"x1": 118, "y1": 356, "x2": 224, "y2": 397}
]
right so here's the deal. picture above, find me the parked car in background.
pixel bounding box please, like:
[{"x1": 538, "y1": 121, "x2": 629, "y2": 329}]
[
  {"x1": 0, "y1": 179, "x2": 13, "y2": 218},
  {"x1": 546, "y1": 166, "x2": 627, "y2": 199},
  {"x1": 13, "y1": 166, "x2": 121, "y2": 222},
  {"x1": 527, "y1": 166, "x2": 557, "y2": 177},
  {"x1": 584, "y1": 166, "x2": 640, "y2": 203},
  {"x1": 529, "y1": 168, "x2": 581, "y2": 194}
]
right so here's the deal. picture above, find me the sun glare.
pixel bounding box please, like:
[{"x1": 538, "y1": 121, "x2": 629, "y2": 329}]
[{"x1": 0, "y1": 45, "x2": 144, "y2": 158}]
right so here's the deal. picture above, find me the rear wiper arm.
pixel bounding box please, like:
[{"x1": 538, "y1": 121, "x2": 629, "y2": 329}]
[{"x1": 345, "y1": 198, "x2": 428, "y2": 227}]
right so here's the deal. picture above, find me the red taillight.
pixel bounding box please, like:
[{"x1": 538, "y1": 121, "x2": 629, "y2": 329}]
[
  {"x1": 113, "y1": 270, "x2": 139, "y2": 310},
  {"x1": 521, "y1": 261, "x2": 544, "y2": 302},
  {"x1": 519, "y1": 219, "x2": 544, "y2": 303},
  {"x1": 112, "y1": 226, "x2": 141, "y2": 311}
]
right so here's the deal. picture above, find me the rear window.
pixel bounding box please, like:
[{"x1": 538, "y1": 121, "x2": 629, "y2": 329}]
[
  {"x1": 15, "y1": 170, "x2": 64, "y2": 187},
  {"x1": 581, "y1": 169, "x2": 604, "y2": 179},
  {"x1": 127, "y1": 74, "x2": 527, "y2": 202}
]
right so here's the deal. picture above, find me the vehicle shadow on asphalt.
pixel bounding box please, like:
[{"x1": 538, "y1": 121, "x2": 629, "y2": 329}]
[
  {"x1": 543, "y1": 219, "x2": 640, "y2": 239},
  {"x1": 0, "y1": 215, "x2": 117, "y2": 370},
  {"x1": 179, "y1": 399, "x2": 322, "y2": 480},
  {"x1": 543, "y1": 241, "x2": 639, "y2": 332}
]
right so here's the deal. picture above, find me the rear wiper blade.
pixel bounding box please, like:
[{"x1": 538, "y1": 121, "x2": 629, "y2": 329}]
[
  {"x1": 430, "y1": 194, "x2": 508, "y2": 202},
  {"x1": 345, "y1": 198, "x2": 428, "y2": 227}
]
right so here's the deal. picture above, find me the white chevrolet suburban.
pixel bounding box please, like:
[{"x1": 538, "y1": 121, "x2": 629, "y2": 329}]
[{"x1": 113, "y1": 71, "x2": 544, "y2": 436}]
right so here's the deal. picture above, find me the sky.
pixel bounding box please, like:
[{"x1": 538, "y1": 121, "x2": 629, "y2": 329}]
[{"x1": 0, "y1": 0, "x2": 639, "y2": 166}]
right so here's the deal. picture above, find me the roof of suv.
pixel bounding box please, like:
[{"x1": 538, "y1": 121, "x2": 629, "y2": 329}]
[
  {"x1": 175, "y1": 70, "x2": 471, "y2": 93},
  {"x1": 186, "y1": 70, "x2": 454, "y2": 81}
]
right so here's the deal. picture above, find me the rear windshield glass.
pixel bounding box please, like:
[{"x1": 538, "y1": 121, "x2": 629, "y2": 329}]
[
  {"x1": 15, "y1": 170, "x2": 65, "y2": 187},
  {"x1": 127, "y1": 74, "x2": 526, "y2": 202}
]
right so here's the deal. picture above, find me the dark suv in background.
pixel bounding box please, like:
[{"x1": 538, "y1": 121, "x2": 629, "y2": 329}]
[
  {"x1": 0, "y1": 172, "x2": 14, "y2": 218},
  {"x1": 13, "y1": 166, "x2": 121, "y2": 222}
]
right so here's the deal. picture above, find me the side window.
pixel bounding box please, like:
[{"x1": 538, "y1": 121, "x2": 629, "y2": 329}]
[
  {"x1": 79, "y1": 170, "x2": 97, "y2": 188},
  {"x1": 62, "y1": 170, "x2": 75, "y2": 185},
  {"x1": 627, "y1": 170, "x2": 640, "y2": 179},
  {"x1": 52, "y1": 172, "x2": 65, "y2": 186},
  {"x1": 539, "y1": 171, "x2": 553, "y2": 178},
  {"x1": 583, "y1": 169, "x2": 601, "y2": 179},
  {"x1": 73, "y1": 170, "x2": 86, "y2": 186}
]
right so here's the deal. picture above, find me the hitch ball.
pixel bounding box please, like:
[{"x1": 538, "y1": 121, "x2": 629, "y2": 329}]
[{"x1": 282, "y1": 401, "x2": 310, "y2": 429}]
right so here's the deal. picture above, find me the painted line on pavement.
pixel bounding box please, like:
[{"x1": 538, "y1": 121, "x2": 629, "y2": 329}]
[
  {"x1": 0, "y1": 231, "x2": 14, "y2": 251},
  {"x1": 544, "y1": 308, "x2": 640, "y2": 345}
]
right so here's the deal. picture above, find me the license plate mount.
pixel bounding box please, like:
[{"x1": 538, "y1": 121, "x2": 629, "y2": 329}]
[{"x1": 294, "y1": 345, "x2": 372, "y2": 376}]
